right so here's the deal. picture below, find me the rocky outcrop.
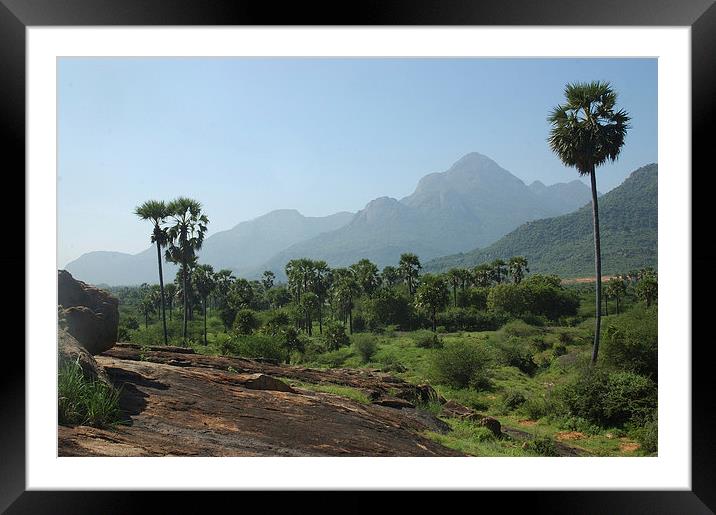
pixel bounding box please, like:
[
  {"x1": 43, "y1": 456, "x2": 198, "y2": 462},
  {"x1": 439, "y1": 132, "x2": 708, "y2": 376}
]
[
  {"x1": 58, "y1": 270, "x2": 119, "y2": 355},
  {"x1": 58, "y1": 345, "x2": 464, "y2": 457},
  {"x1": 58, "y1": 328, "x2": 110, "y2": 387},
  {"x1": 441, "y1": 399, "x2": 502, "y2": 437}
]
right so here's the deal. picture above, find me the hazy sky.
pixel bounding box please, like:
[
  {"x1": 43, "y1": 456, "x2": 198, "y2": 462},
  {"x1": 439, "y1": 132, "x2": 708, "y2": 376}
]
[{"x1": 58, "y1": 58, "x2": 657, "y2": 267}]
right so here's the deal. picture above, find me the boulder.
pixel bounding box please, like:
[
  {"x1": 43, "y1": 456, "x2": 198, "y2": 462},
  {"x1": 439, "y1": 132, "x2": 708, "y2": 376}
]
[
  {"x1": 58, "y1": 328, "x2": 111, "y2": 387},
  {"x1": 476, "y1": 416, "x2": 502, "y2": 437},
  {"x1": 58, "y1": 270, "x2": 119, "y2": 355},
  {"x1": 241, "y1": 373, "x2": 295, "y2": 393},
  {"x1": 372, "y1": 397, "x2": 415, "y2": 409},
  {"x1": 396, "y1": 383, "x2": 441, "y2": 405}
]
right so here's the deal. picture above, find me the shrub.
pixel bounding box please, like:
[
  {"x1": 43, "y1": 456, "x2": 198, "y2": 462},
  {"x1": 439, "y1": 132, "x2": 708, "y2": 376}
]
[
  {"x1": 487, "y1": 283, "x2": 529, "y2": 317},
  {"x1": 436, "y1": 325, "x2": 447, "y2": 334},
  {"x1": 602, "y1": 305, "x2": 657, "y2": 379},
  {"x1": 557, "y1": 369, "x2": 657, "y2": 427},
  {"x1": 521, "y1": 395, "x2": 558, "y2": 420},
  {"x1": 436, "y1": 307, "x2": 507, "y2": 332},
  {"x1": 494, "y1": 336, "x2": 538, "y2": 376},
  {"x1": 353, "y1": 334, "x2": 378, "y2": 363},
  {"x1": 558, "y1": 332, "x2": 574, "y2": 345},
  {"x1": 558, "y1": 415, "x2": 602, "y2": 436},
  {"x1": 325, "y1": 321, "x2": 350, "y2": 350},
  {"x1": 58, "y1": 360, "x2": 122, "y2": 428},
  {"x1": 501, "y1": 389, "x2": 527, "y2": 412},
  {"x1": 280, "y1": 327, "x2": 306, "y2": 362},
  {"x1": 413, "y1": 330, "x2": 443, "y2": 349},
  {"x1": 352, "y1": 314, "x2": 367, "y2": 333},
  {"x1": 631, "y1": 412, "x2": 658, "y2": 454},
  {"x1": 225, "y1": 334, "x2": 285, "y2": 362},
  {"x1": 523, "y1": 436, "x2": 559, "y2": 456},
  {"x1": 531, "y1": 336, "x2": 551, "y2": 352},
  {"x1": 552, "y1": 344, "x2": 567, "y2": 358},
  {"x1": 233, "y1": 309, "x2": 260, "y2": 335},
  {"x1": 430, "y1": 340, "x2": 492, "y2": 390},
  {"x1": 502, "y1": 320, "x2": 542, "y2": 338},
  {"x1": 315, "y1": 347, "x2": 353, "y2": 368},
  {"x1": 262, "y1": 310, "x2": 290, "y2": 336}
]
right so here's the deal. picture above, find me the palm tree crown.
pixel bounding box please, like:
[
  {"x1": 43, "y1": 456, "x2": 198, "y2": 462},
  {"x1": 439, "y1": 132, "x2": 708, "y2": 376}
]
[{"x1": 548, "y1": 81, "x2": 630, "y2": 175}]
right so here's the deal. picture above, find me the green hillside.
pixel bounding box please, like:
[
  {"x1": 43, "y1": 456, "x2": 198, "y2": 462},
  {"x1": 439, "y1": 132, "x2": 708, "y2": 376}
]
[{"x1": 425, "y1": 163, "x2": 657, "y2": 277}]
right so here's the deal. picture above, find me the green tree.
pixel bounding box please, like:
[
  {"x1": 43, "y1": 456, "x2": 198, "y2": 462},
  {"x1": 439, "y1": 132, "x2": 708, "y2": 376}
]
[
  {"x1": 331, "y1": 268, "x2": 360, "y2": 333},
  {"x1": 473, "y1": 263, "x2": 492, "y2": 287},
  {"x1": 165, "y1": 197, "x2": 209, "y2": 345},
  {"x1": 606, "y1": 276, "x2": 627, "y2": 315},
  {"x1": 508, "y1": 256, "x2": 529, "y2": 285},
  {"x1": 192, "y1": 264, "x2": 215, "y2": 345},
  {"x1": 548, "y1": 81, "x2": 630, "y2": 365},
  {"x1": 635, "y1": 273, "x2": 658, "y2": 307},
  {"x1": 262, "y1": 270, "x2": 275, "y2": 292},
  {"x1": 299, "y1": 292, "x2": 319, "y2": 336},
  {"x1": 350, "y1": 258, "x2": 380, "y2": 296},
  {"x1": 414, "y1": 274, "x2": 450, "y2": 332},
  {"x1": 447, "y1": 269, "x2": 462, "y2": 307},
  {"x1": 490, "y1": 259, "x2": 508, "y2": 284},
  {"x1": 310, "y1": 260, "x2": 332, "y2": 334},
  {"x1": 134, "y1": 200, "x2": 170, "y2": 345},
  {"x1": 139, "y1": 294, "x2": 156, "y2": 328},
  {"x1": 381, "y1": 265, "x2": 400, "y2": 288},
  {"x1": 163, "y1": 283, "x2": 177, "y2": 321},
  {"x1": 399, "y1": 253, "x2": 422, "y2": 295}
]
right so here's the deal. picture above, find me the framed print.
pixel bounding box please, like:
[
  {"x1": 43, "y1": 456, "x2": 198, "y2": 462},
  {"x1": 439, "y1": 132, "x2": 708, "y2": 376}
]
[{"x1": 3, "y1": 0, "x2": 714, "y2": 512}]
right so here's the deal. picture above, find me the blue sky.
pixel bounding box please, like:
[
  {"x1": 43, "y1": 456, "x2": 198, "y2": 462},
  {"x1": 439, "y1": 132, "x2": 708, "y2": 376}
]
[{"x1": 58, "y1": 58, "x2": 657, "y2": 267}]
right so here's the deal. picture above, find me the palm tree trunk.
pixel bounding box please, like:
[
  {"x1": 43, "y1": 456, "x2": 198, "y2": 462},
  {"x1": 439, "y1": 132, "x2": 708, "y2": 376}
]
[
  {"x1": 182, "y1": 265, "x2": 188, "y2": 346},
  {"x1": 203, "y1": 297, "x2": 208, "y2": 346},
  {"x1": 318, "y1": 299, "x2": 323, "y2": 335},
  {"x1": 453, "y1": 286, "x2": 457, "y2": 308},
  {"x1": 589, "y1": 169, "x2": 602, "y2": 365},
  {"x1": 156, "y1": 241, "x2": 168, "y2": 345}
]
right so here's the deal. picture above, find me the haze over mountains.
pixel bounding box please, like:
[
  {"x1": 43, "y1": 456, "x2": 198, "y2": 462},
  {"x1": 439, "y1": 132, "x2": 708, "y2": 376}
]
[
  {"x1": 66, "y1": 152, "x2": 595, "y2": 285},
  {"x1": 425, "y1": 163, "x2": 658, "y2": 277}
]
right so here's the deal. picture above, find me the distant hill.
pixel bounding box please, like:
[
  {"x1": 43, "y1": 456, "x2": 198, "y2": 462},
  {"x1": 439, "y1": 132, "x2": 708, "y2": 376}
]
[
  {"x1": 424, "y1": 163, "x2": 657, "y2": 277},
  {"x1": 66, "y1": 152, "x2": 596, "y2": 286},
  {"x1": 255, "y1": 152, "x2": 592, "y2": 277},
  {"x1": 65, "y1": 209, "x2": 354, "y2": 285}
]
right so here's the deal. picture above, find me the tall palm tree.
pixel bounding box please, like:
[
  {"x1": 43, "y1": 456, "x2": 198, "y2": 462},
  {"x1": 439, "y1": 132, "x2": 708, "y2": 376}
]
[
  {"x1": 398, "y1": 253, "x2": 421, "y2": 295},
  {"x1": 447, "y1": 269, "x2": 462, "y2": 307},
  {"x1": 192, "y1": 264, "x2": 215, "y2": 346},
  {"x1": 134, "y1": 200, "x2": 170, "y2": 345},
  {"x1": 508, "y1": 256, "x2": 529, "y2": 284},
  {"x1": 548, "y1": 81, "x2": 630, "y2": 365},
  {"x1": 165, "y1": 197, "x2": 209, "y2": 345}
]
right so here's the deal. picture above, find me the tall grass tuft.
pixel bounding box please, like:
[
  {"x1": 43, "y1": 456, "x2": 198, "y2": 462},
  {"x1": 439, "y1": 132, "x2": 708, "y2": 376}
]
[{"x1": 58, "y1": 359, "x2": 122, "y2": 428}]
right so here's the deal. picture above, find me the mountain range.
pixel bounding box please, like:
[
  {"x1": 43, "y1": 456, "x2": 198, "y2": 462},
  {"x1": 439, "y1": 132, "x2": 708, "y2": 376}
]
[
  {"x1": 65, "y1": 152, "x2": 597, "y2": 285},
  {"x1": 424, "y1": 163, "x2": 658, "y2": 277}
]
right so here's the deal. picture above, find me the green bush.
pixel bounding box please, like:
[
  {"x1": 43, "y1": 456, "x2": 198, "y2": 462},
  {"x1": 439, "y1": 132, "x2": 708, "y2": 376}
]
[
  {"x1": 521, "y1": 395, "x2": 558, "y2": 420},
  {"x1": 436, "y1": 325, "x2": 447, "y2": 334},
  {"x1": 502, "y1": 320, "x2": 542, "y2": 338},
  {"x1": 557, "y1": 415, "x2": 602, "y2": 436},
  {"x1": 58, "y1": 360, "x2": 122, "y2": 428},
  {"x1": 558, "y1": 332, "x2": 574, "y2": 345},
  {"x1": 430, "y1": 340, "x2": 492, "y2": 390},
  {"x1": 494, "y1": 336, "x2": 538, "y2": 376},
  {"x1": 552, "y1": 344, "x2": 567, "y2": 358},
  {"x1": 233, "y1": 309, "x2": 261, "y2": 335},
  {"x1": 557, "y1": 369, "x2": 657, "y2": 427},
  {"x1": 280, "y1": 327, "x2": 306, "y2": 362},
  {"x1": 523, "y1": 436, "x2": 560, "y2": 456},
  {"x1": 631, "y1": 412, "x2": 658, "y2": 454},
  {"x1": 413, "y1": 330, "x2": 443, "y2": 349},
  {"x1": 500, "y1": 389, "x2": 527, "y2": 412},
  {"x1": 353, "y1": 334, "x2": 379, "y2": 363},
  {"x1": 352, "y1": 314, "x2": 367, "y2": 333},
  {"x1": 531, "y1": 336, "x2": 551, "y2": 352},
  {"x1": 262, "y1": 310, "x2": 290, "y2": 335},
  {"x1": 225, "y1": 334, "x2": 285, "y2": 362},
  {"x1": 325, "y1": 321, "x2": 350, "y2": 350},
  {"x1": 436, "y1": 307, "x2": 508, "y2": 332},
  {"x1": 602, "y1": 305, "x2": 657, "y2": 379},
  {"x1": 315, "y1": 347, "x2": 353, "y2": 368}
]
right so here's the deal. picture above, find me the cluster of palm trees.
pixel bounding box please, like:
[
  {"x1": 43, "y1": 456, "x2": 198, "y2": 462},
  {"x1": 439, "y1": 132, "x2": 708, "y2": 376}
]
[
  {"x1": 603, "y1": 267, "x2": 657, "y2": 314},
  {"x1": 283, "y1": 253, "x2": 424, "y2": 335},
  {"x1": 135, "y1": 197, "x2": 209, "y2": 346}
]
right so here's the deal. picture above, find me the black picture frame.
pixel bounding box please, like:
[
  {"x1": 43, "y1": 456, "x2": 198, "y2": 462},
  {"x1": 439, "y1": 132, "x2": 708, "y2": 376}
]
[{"x1": 3, "y1": 0, "x2": 714, "y2": 512}]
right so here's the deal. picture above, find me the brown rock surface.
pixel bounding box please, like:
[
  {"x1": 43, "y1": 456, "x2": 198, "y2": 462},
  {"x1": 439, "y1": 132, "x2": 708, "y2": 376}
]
[
  {"x1": 58, "y1": 269, "x2": 119, "y2": 355},
  {"x1": 58, "y1": 328, "x2": 110, "y2": 387},
  {"x1": 58, "y1": 345, "x2": 464, "y2": 457}
]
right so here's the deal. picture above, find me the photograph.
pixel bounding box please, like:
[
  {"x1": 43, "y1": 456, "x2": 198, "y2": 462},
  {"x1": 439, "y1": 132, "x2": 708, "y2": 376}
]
[{"x1": 56, "y1": 56, "x2": 659, "y2": 459}]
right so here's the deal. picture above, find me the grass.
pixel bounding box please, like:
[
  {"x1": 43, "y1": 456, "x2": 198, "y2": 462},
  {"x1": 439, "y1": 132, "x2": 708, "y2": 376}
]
[
  {"x1": 287, "y1": 380, "x2": 371, "y2": 404},
  {"x1": 58, "y1": 360, "x2": 123, "y2": 428},
  {"x1": 424, "y1": 418, "x2": 535, "y2": 457}
]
